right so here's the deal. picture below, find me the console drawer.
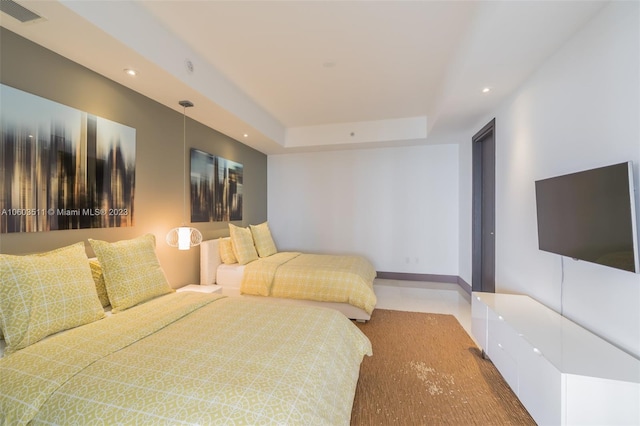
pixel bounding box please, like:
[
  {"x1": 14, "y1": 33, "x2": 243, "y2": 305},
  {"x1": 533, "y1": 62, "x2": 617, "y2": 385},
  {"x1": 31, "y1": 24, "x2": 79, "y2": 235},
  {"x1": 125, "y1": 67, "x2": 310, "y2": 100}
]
[
  {"x1": 518, "y1": 339, "x2": 561, "y2": 426},
  {"x1": 487, "y1": 309, "x2": 520, "y2": 392}
]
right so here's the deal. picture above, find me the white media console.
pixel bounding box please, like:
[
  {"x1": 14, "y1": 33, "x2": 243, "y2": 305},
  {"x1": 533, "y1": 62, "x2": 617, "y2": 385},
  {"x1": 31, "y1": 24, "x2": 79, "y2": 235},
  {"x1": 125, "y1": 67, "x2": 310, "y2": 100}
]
[{"x1": 471, "y1": 292, "x2": 640, "y2": 425}]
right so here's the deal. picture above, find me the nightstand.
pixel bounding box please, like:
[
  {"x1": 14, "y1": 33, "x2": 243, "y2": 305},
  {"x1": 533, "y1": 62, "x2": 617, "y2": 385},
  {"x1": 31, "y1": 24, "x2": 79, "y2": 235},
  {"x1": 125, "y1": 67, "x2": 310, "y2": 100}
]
[{"x1": 176, "y1": 284, "x2": 223, "y2": 294}]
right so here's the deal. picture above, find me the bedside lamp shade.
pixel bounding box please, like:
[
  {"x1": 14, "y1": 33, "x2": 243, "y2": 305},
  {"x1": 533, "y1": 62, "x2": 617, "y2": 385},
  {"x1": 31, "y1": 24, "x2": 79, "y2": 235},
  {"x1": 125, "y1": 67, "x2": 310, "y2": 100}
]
[{"x1": 166, "y1": 226, "x2": 202, "y2": 250}]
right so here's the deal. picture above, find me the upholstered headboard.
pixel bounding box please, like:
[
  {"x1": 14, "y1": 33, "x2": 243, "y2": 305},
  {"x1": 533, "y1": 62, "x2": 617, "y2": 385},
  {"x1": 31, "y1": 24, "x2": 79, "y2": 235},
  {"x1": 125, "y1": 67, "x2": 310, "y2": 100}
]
[{"x1": 200, "y1": 239, "x2": 222, "y2": 285}]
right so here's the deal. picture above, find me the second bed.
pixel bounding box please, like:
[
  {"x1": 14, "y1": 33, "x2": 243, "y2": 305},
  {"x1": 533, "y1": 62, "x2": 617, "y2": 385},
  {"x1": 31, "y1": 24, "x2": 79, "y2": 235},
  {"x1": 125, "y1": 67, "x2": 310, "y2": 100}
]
[{"x1": 200, "y1": 237, "x2": 377, "y2": 321}]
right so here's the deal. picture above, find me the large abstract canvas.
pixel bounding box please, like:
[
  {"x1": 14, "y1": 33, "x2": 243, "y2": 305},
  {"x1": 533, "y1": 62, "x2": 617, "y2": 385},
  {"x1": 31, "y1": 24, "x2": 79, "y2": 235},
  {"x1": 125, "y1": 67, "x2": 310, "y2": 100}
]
[
  {"x1": 0, "y1": 84, "x2": 135, "y2": 233},
  {"x1": 190, "y1": 148, "x2": 243, "y2": 222}
]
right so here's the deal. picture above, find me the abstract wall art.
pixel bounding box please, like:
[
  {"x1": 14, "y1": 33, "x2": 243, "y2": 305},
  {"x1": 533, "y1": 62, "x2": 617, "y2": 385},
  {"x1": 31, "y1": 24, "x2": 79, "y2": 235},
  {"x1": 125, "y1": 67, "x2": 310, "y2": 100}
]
[
  {"x1": 0, "y1": 84, "x2": 136, "y2": 233},
  {"x1": 190, "y1": 148, "x2": 243, "y2": 222}
]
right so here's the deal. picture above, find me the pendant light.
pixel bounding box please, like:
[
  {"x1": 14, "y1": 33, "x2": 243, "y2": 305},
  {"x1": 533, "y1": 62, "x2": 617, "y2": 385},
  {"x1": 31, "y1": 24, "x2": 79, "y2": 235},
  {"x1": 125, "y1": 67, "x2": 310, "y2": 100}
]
[{"x1": 166, "y1": 100, "x2": 202, "y2": 250}]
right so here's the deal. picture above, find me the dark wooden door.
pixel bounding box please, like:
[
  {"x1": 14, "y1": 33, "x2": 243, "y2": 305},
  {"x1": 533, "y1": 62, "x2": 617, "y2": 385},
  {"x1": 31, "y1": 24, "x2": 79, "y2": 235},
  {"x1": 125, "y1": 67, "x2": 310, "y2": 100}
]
[{"x1": 472, "y1": 119, "x2": 496, "y2": 293}]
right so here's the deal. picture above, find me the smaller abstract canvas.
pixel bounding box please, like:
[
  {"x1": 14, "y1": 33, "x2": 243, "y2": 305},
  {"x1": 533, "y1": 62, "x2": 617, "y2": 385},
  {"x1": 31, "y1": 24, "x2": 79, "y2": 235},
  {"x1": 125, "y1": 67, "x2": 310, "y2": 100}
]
[{"x1": 190, "y1": 148, "x2": 243, "y2": 222}]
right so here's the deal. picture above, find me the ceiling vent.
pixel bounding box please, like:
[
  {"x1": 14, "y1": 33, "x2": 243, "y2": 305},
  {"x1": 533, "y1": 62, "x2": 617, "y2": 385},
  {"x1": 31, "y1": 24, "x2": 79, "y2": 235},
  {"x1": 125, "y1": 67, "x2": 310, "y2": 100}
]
[{"x1": 0, "y1": 0, "x2": 45, "y2": 23}]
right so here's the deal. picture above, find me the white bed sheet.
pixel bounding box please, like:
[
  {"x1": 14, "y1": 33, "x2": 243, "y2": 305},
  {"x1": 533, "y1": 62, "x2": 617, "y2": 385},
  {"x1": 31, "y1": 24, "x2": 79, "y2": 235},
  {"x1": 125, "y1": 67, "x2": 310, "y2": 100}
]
[{"x1": 216, "y1": 263, "x2": 245, "y2": 289}]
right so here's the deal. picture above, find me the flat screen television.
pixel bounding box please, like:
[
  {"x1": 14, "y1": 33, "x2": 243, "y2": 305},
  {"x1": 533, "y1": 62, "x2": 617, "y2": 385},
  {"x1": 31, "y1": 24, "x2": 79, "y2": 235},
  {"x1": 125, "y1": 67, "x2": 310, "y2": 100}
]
[{"x1": 535, "y1": 161, "x2": 639, "y2": 273}]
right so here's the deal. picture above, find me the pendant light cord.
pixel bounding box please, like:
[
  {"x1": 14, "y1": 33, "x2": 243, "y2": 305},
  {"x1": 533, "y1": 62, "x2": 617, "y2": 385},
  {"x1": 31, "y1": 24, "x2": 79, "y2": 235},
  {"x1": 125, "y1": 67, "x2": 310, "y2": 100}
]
[
  {"x1": 182, "y1": 104, "x2": 187, "y2": 225},
  {"x1": 166, "y1": 100, "x2": 200, "y2": 250},
  {"x1": 178, "y1": 100, "x2": 194, "y2": 226}
]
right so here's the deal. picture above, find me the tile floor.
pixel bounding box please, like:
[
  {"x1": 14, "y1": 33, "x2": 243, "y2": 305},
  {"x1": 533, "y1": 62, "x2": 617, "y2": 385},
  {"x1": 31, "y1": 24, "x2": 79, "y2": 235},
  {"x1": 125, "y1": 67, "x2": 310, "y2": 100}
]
[{"x1": 373, "y1": 279, "x2": 473, "y2": 338}]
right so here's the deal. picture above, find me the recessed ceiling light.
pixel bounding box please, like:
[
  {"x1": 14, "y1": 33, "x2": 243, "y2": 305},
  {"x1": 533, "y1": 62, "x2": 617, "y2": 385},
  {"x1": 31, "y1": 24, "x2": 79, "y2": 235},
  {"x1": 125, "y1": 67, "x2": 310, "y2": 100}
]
[
  {"x1": 124, "y1": 68, "x2": 138, "y2": 77},
  {"x1": 482, "y1": 87, "x2": 491, "y2": 93},
  {"x1": 243, "y1": 133, "x2": 249, "y2": 138}
]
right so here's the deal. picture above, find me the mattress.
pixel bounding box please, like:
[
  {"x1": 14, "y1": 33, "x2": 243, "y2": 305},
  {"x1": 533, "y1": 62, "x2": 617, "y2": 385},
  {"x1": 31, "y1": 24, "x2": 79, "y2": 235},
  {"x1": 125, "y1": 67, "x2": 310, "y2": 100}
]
[{"x1": 216, "y1": 262, "x2": 245, "y2": 289}]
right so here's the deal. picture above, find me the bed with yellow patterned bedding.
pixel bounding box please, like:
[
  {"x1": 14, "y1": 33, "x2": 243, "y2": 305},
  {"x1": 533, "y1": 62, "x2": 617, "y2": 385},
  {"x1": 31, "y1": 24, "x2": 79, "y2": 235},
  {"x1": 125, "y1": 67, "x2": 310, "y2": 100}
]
[
  {"x1": 200, "y1": 229, "x2": 378, "y2": 321},
  {"x1": 0, "y1": 292, "x2": 372, "y2": 425},
  {"x1": 0, "y1": 235, "x2": 372, "y2": 425},
  {"x1": 241, "y1": 252, "x2": 377, "y2": 314}
]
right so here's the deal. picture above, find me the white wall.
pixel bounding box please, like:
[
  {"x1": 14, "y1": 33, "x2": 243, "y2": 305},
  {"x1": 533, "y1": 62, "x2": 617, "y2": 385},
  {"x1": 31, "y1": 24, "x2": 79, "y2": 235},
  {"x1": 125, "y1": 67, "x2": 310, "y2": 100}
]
[
  {"x1": 460, "y1": 1, "x2": 640, "y2": 357},
  {"x1": 267, "y1": 1, "x2": 639, "y2": 357},
  {"x1": 268, "y1": 144, "x2": 459, "y2": 275}
]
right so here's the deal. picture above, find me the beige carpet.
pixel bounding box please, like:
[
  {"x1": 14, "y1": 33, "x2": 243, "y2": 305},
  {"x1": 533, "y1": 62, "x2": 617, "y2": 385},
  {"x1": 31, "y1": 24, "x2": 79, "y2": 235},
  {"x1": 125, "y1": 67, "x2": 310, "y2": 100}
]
[{"x1": 351, "y1": 309, "x2": 536, "y2": 425}]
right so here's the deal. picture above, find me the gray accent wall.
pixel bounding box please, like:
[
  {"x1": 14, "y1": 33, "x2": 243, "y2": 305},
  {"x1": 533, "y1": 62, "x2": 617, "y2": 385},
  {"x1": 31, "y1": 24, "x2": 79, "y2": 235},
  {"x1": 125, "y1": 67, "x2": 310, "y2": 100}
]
[{"x1": 0, "y1": 28, "x2": 268, "y2": 287}]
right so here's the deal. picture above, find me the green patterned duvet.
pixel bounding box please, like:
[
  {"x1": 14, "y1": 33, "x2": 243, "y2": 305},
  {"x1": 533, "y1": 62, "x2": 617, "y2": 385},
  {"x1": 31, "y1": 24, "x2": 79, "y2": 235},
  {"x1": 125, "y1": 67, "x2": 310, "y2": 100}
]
[
  {"x1": 241, "y1": 252, "x2": 377, "y2": 314},
  {"x1": 0, "y1": 293, "x2": 371, "y2": 425}
]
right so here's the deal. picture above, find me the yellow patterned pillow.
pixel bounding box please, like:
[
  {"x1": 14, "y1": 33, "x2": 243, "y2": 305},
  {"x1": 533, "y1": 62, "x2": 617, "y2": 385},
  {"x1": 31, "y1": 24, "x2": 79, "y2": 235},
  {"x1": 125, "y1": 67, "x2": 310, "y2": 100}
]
[
  {"x1": 0, "y1": 242, "x2": 105, "y2": 355},
  {"x1": 219, "y1": 237, "x2": 238, "y2": 264},
  {"x1": 250, "y1": 221, "x2": 278, "y2": 257},
  {"x1": 229, "y1": 224, "x2": 259, "y2": 265},
  {"x1": 88, "y1": 258, "x2": 111, "y2": 308},
  {"x1": 89, "y1": 234, "x2": 173, "y2": 313}
]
